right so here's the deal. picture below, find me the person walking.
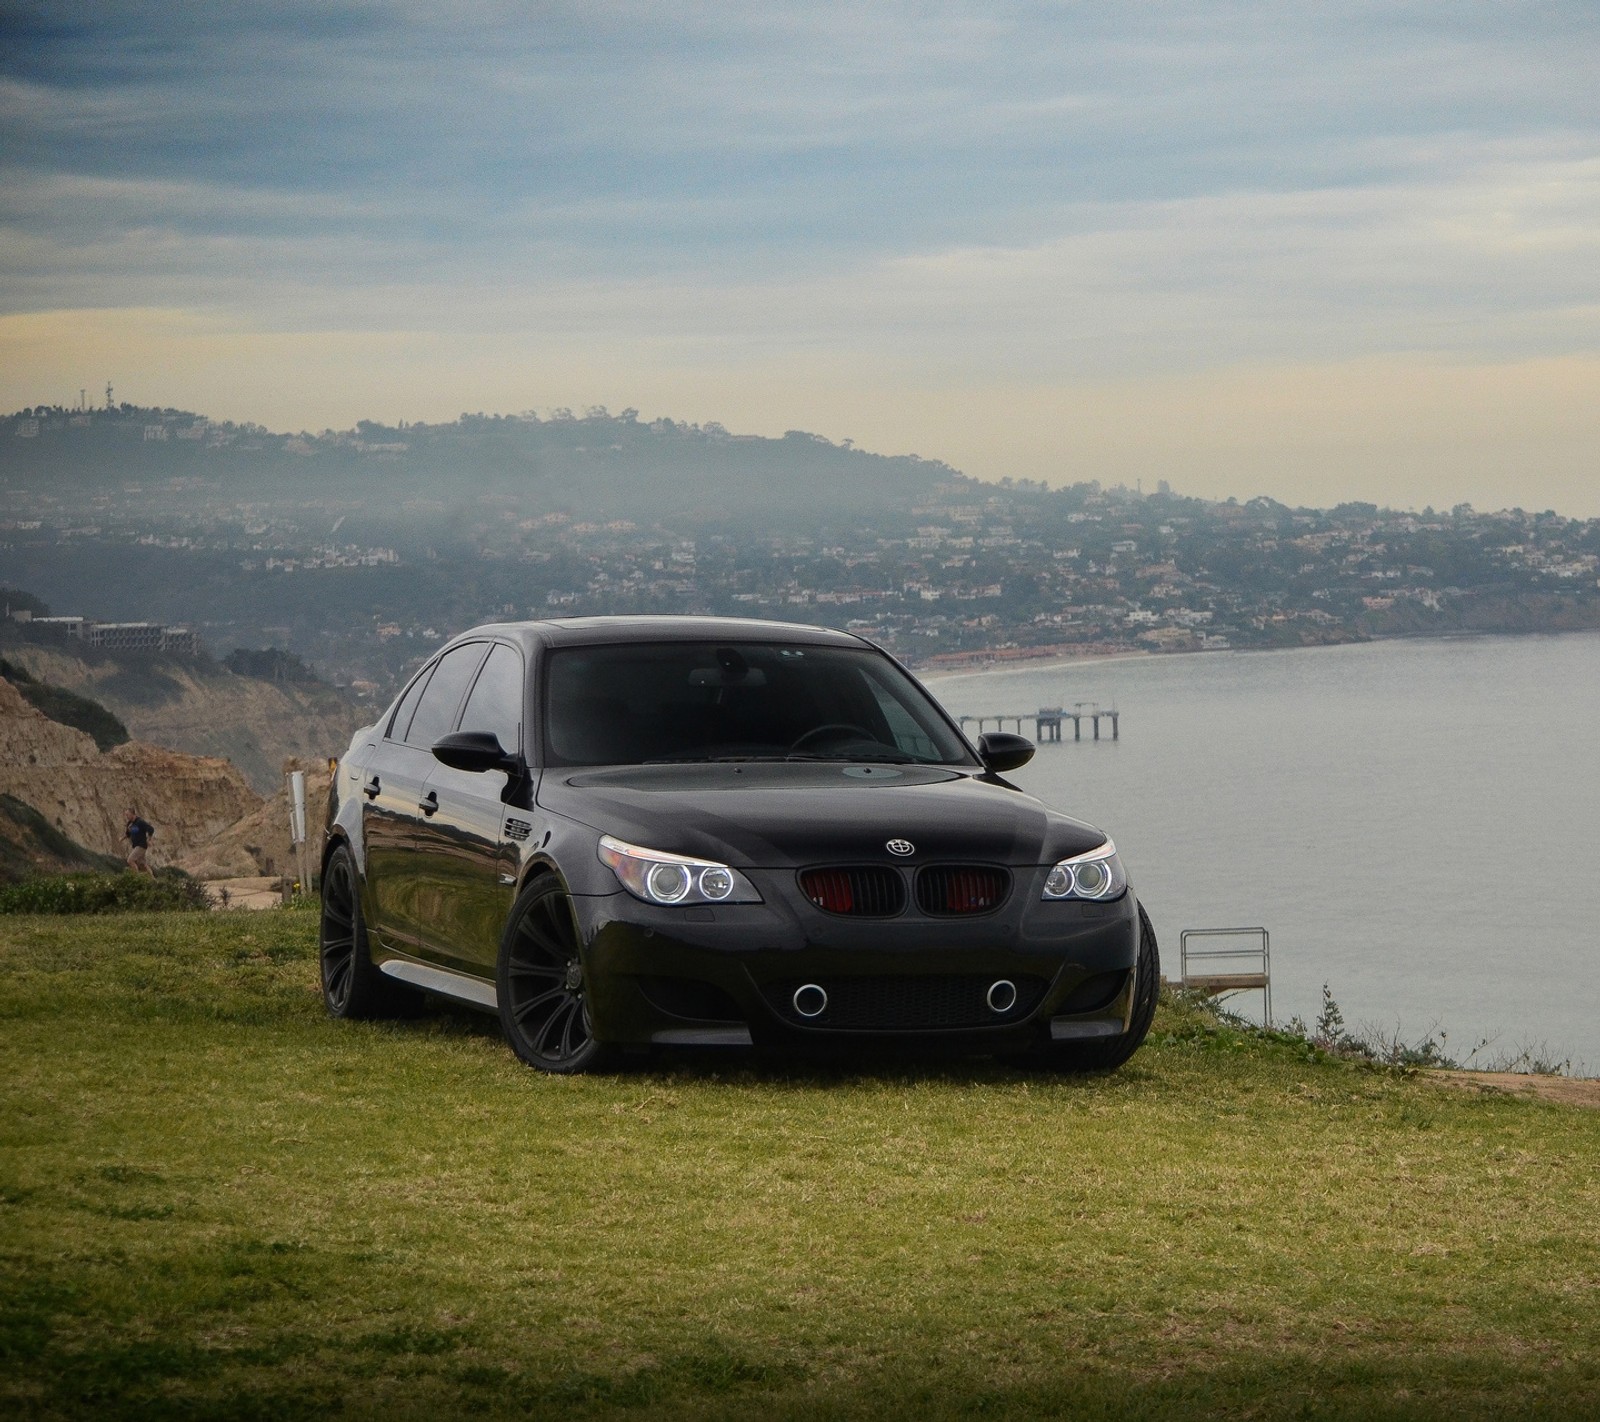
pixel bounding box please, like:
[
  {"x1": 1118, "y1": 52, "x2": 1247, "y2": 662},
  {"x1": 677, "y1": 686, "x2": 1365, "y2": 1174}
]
[{"x1": 124, "y1": 807, "x2": 156, "y2": 876}]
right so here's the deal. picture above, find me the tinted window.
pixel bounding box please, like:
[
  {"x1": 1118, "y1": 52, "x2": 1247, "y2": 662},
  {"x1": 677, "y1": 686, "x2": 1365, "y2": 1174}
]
[
  {"x1": 458, "y1": 643, "x2": 524, "y2": 756},
  {"x1": 543, "y1": 641, "x2": 973, "y2": 766},
  {"x1": 404, "y1": 644, "x2": 488, "y2": 749},
  {"x1": 867, "y1": 680, "x2": 944, "y2": 760},
  {"x1": 387, "y1": 665, "x2": 433, "y2": 741}
]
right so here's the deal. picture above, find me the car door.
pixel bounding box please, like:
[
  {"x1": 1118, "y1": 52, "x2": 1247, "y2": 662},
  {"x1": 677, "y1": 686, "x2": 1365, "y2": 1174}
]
[
  {"x1": 361, "y1": 663, "x2": 434, "y2": 950},
  {"x1": 363, "y1": 641, "x2": 489, "y2": 954},
  {"x1": 411, "y1": 641, "x2": 527, "y2": 974}
]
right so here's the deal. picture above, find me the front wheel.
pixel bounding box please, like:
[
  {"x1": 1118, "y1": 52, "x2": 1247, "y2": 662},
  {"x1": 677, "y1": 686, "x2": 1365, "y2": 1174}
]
[
  {"x1": 496, "y1": 877, "x2": 617, "y2": 1074},
  {"x1": 1033, "y1": 900, "x2": 1160, "y2": 1072}
]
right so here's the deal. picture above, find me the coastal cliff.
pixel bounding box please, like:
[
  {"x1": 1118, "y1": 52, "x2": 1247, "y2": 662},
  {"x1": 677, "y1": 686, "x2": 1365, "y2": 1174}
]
[
  {"x1": 0, "y1": 678, "x2": 261, "y2": 871},
  {"x1": 0, "y1": 642, "x2": 366, "y2": 796}
]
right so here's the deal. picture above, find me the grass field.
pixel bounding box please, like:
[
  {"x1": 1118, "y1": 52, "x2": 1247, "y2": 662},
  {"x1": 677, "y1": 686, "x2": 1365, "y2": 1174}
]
[{"x1": 2, "y1": 909, "x2": 1597, "y2": 1420}]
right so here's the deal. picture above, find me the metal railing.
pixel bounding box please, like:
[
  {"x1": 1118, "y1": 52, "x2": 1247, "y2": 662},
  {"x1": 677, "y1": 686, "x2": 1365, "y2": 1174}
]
[{"x1": 1178, "y1": 926, "x2": 1271, "y2": 1027}]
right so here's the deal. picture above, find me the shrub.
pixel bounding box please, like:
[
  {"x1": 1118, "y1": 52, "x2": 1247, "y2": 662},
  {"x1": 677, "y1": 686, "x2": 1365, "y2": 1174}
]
[
  {"x1": 1281, "y1": 982, "x2": 1460, "y2": 1070},
  {"x1": 0, "y1": 870, "x2": 213, "y2": 915}
]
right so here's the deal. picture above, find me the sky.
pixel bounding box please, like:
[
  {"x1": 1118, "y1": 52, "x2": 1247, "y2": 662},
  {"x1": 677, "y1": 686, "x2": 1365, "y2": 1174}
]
[{"x1": 2, "y1": 1, "x2": 1598, "y2": 514}]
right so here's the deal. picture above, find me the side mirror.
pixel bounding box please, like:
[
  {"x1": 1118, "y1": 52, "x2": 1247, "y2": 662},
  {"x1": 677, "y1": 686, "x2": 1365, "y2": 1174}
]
[
  {"x1": 432, "y1": 731, "x2": 520, "y2": 774},
  {"x1": 977, "y1": 731, "x2": 1035, "y2": 774}
]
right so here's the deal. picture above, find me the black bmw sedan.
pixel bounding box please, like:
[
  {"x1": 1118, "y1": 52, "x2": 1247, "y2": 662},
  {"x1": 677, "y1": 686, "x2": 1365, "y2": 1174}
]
[{"x1": 319, "y1": 616, "x2": 1158, "y2": 1073}]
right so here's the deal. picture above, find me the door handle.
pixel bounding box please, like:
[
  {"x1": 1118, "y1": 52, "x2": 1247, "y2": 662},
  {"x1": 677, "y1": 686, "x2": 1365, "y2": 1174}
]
[
  {"x1": 418, "y1": 791, "x2": 439, "y2": 816},
  {"x1": 363, "y1": 775, "x2": 381, "y2": 799}
]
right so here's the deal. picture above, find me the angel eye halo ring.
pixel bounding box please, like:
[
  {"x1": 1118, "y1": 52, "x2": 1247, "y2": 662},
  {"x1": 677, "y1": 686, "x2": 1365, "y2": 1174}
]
[
  {"x1": 1041, "y1": 839, "x2": 1127, "y2": 902},
  {"x1": 599, "y1": 835, "x2": 762, "y2": 907}
]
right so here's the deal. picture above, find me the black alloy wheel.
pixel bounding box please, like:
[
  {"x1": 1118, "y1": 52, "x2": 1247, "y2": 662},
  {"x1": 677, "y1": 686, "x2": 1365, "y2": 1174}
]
[
  {"x1": 319, "y1": 843, "x2": 415, "y2": 1019},
  {"x1": 497, "y1": 877, "x2": 616, "y2": 1074},
  {"x1": 1036, "y1": 899, "x2": 1161, "y2": 1072}
]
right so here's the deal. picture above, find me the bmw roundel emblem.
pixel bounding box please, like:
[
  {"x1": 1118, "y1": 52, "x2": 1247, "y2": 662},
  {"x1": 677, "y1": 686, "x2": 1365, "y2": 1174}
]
[{"x1": 885, "y1": 839, "x2": 916, "y2": 857}]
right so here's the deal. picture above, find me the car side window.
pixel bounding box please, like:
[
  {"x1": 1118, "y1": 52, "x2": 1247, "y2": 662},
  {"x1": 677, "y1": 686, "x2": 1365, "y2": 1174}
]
[
  {"x1": 458, "y1": 643, "x2": 524, "y2": 756},
  {"x1": 404, "y1": 643, "x2": 489, "y2": 749},
  {"x1": 387, "y1": 664, "x2": 434, "y2": 742}
]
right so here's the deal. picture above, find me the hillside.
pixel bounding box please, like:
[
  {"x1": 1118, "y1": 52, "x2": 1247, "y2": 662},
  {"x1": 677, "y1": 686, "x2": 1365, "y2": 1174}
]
[
  {"x1": 0, "y1": 655, "x2": 129, "y2": 750},
  {"x1": 0, "y1": 793, "x2": 121, "y2": 881},
  {"x1": 0, "y1": 677, "x2": 261, "y2": 873},
  {"x1": 175, "y1": 755, "x2": 334, "y2": 881},
  {"x1": 0, "y1": 639, "x2": 367, "y2": 795},
  {"x1": 6, "y1": 402, "x2": 1597, "y2": 694},
  {"x1": 2, "y1": 404, "x2": 963, "y2": 524}
]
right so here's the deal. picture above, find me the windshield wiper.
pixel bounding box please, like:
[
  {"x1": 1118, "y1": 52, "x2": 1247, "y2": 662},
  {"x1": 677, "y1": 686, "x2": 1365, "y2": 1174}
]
[
  {"x1": 784, "y1": 749, "x2": 919, "y2": 764},
  {"x1": 643, "y1": 753, "x2": 795, "y2": 764},
  {"x1": 644, "y1": 750, "x2": 922, "y2": 766}
]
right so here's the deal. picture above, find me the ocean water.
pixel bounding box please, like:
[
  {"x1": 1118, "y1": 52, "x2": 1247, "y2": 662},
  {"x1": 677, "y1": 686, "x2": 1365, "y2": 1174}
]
[{"x1": 927, "y1": 632, "x2": 1600, "y2": 1072}]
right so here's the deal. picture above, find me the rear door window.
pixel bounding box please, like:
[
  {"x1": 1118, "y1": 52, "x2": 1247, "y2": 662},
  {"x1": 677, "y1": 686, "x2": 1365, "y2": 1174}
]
[
  {"x1": 404, "y1": 643, "x2": 489, "y2": 749},
  {"x1": 386, "y1": 665, "x2": 433, "y2": 742},
  {"x1": 458, "y1": 643, "x2": 525, "y2": 756}
]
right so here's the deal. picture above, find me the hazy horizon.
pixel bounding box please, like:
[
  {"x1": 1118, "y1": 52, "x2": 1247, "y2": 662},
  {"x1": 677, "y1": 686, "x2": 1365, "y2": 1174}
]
[
  {"x1": 10, "y1": 395, "x2": 1600, "y2": 523},
  {"x1": 4, "y1": 3, "x2": 1598, "y2": 516}
]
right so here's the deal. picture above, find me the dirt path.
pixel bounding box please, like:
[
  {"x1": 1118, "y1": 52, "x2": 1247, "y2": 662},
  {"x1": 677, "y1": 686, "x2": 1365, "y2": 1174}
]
[
  {"x1": 1426, "y1": 1069, "x2": 1600, "y2": 1109},
  {"x1": 206, "y1": 877, "x2": 285, "y2": 911}
]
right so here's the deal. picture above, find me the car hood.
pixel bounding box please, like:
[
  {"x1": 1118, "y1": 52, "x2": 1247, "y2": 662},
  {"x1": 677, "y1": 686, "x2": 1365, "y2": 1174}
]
[{"x1": 535, "y1": 762, "x2": 1108, "y2": 868}]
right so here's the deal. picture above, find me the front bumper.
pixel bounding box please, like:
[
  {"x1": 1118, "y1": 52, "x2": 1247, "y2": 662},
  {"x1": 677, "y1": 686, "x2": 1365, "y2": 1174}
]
[{"x1": 574, "y1": 865, "x2": 1140, "y2": 1050}]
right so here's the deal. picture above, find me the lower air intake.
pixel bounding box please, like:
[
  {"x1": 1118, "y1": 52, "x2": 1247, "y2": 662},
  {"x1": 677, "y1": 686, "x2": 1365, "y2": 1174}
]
[{"x1": 765, "y1": 973, "x2": 1049, "y2": 1030}]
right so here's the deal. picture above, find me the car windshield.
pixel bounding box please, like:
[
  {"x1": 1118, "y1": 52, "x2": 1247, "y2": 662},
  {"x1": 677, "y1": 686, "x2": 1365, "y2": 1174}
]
[{"x1": 543, "y1": 641, "x2": 976, "y2": 767}]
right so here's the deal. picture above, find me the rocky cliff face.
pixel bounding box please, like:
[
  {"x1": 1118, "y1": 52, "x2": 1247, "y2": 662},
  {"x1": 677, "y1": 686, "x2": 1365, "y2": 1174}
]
[
  {"x1": 0, "y1": 678, "x2": 262, "y2": 867},
  {"x1": 176, "y1": 757, "x2": 334, "y2": 881},
  {"x1": 1, "y1": 643, "x2": 369, "y2": 795}
]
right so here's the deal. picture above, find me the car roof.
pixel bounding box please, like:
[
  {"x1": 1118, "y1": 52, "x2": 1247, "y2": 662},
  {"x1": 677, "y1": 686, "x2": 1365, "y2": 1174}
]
[{"x1": 447, "y1": 615, "x2": 869, "y2": 654}]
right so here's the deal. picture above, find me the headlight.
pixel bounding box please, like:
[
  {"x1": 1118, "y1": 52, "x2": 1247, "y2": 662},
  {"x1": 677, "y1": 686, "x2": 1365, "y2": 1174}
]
[
  {"x1": 598, "y1": 835, "x2": 762, "y2": 906},
  {"x1": 1042, "y1": 839, "x2": 1127, "y2": 901}
]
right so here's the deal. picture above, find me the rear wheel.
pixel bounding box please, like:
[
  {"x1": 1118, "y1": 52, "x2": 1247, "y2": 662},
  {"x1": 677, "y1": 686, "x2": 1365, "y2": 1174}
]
[
  {"x1": 497, "y1": 877, "x2": 617, "y2": 1074},
  {"x1": 319, "y1": 844, "x2": 417, "y2": 1019},
  {"x1": 1033, "y1": 900, "x2": 1160, "y2": 1072}
]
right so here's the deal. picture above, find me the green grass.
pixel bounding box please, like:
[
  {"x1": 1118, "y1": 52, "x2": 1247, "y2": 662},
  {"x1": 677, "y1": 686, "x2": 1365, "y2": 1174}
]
[{"x1": 1, "y1": 912, "x2": 1597, "y2": 1420}]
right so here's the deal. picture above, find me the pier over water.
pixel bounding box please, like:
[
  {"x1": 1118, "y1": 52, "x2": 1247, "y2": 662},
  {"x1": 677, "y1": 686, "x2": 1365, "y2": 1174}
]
[{"x1": 959, "y1": 703, "x2": 1119, "y2": 742}]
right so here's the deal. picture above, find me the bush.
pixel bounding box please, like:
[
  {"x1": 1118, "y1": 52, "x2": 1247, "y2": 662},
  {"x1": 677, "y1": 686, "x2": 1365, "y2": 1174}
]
[
  {"x1": 1281, "y1": 982, "x2": 1460, "y2": 1070},
  {"x1": 0, "y1": 870, "x2": 213, "y2": 915}
]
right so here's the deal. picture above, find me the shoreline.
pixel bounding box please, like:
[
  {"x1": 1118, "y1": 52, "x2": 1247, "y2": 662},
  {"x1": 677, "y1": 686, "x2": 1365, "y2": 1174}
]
[
  {"x1": 917, "y1": 648, "x2": 1155, "y2": 684},
  {"x1": 912, "y1": 622, "x2": 1600, "y2": 686}
]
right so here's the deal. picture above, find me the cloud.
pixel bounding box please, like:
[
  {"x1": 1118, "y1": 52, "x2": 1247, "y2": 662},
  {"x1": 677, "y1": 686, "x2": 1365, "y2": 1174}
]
[{"x1": 3, "y1": 2, "x2": 1600, "y2": 511}]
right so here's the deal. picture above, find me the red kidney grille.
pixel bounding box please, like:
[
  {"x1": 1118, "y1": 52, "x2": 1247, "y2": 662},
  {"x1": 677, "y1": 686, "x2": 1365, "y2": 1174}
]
[
  {"x1": 915, "y1": 866, "x2": 1011, "y2": 916},
  {"x1": 798, "y1": 866, "x2": 905, "y2": 916}
]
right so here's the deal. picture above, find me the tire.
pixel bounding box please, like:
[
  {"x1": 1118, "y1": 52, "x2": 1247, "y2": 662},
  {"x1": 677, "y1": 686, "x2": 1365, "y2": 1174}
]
[
  {"x1": 496, "y1": 877, "x2": 618, "y2": 1074},
  {"x1": 1033, "y1": 899, "x2": 1161, "y2": 1072},
  {"x1": 319, "y1": 843, "x2": 417, "y2": 1019}
]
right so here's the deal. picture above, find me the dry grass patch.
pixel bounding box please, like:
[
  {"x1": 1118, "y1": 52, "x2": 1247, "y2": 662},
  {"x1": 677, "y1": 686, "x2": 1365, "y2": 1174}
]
[{"x1": 2, "y1": 911, "x2": 1599, "y2": 1419}]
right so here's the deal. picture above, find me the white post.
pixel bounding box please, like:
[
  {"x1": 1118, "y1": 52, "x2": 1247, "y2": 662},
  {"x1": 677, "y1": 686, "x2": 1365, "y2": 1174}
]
[{"x1": 289, "y1": 771, "x2": 308, "y2": 896}]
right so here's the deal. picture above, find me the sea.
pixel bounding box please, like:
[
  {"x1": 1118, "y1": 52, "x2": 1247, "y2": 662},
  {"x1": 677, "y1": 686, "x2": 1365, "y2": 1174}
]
[{"x1": 926, "y1": 630, "x2": 1600, "y2": 1073}]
